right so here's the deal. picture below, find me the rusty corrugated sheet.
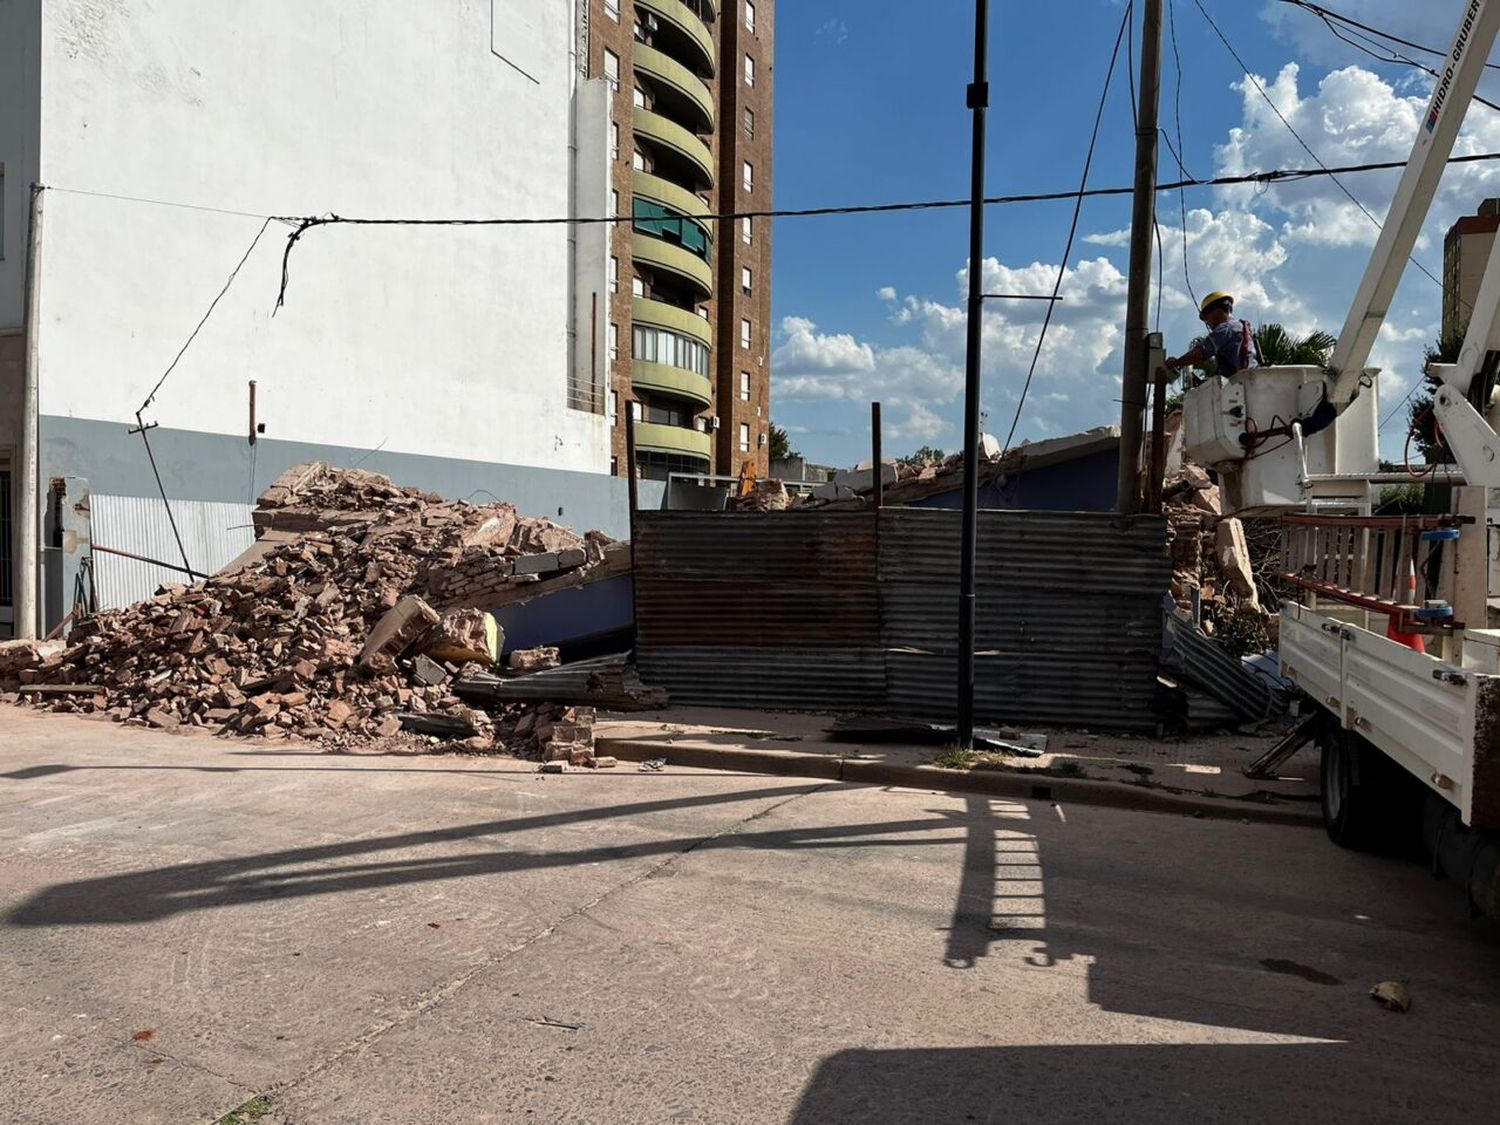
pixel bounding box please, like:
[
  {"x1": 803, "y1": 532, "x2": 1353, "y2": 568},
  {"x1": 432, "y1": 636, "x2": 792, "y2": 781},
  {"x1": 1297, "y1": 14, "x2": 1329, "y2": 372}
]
[
  {"x1": 634, "y1": 511, "x2": 884, "y2": 708},
  {"x1": 878, "y1": 509, "x2": 1168, "y2": 731},
  {"x1": 633, "y1": 507, "x2": 1169, "y2": 729}
]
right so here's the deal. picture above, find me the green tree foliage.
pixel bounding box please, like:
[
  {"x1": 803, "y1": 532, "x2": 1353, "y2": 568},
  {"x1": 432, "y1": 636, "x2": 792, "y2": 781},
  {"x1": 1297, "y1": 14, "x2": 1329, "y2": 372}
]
[
  {"x1": 1407, "y1": 328, "x2": 1465, "y2": 464},
  {"x1": 1252, "y1": 323, "x2": 1335, "y2": 367},
  {"x1": 768, "y1": 424, "x2": 795, "y2": 463},
  {"x1": 898, "y1": 445, "x2": 947, "y2": 467}
]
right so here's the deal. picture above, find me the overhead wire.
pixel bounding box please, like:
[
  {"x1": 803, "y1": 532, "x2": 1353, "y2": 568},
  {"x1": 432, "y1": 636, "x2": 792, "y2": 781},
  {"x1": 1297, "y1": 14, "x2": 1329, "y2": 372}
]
[
  {"x1": 1271, "y1": 0, "x2": 1500, "y2": 73},
  {"x1": 1166, "y1": 0, "x2": 1198, "y2": 308},
  {"x1": 1124, "y1": 0, "x2": 1168, "y2": 331},
  {"x1": 1001, "y1": 3, "x2": 1131, "y2": 451},
  {"x1": 1189, "y1": 0, "x2": 1452, "y2": 300}
]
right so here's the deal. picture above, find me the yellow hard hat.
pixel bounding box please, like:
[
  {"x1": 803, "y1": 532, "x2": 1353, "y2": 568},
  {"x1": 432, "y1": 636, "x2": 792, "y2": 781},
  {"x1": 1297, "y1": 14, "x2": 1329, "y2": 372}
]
[{"x1": 1199, "y1": 290, "x2": 1234, "y2": 316}]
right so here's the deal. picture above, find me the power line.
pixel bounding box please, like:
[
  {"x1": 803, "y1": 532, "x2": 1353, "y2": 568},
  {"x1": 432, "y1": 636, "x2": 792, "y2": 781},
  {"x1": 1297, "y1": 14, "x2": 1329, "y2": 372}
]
[
  {"x1": 1189, "y1": 0, "x2": 1453, "y2": 300},
  {"x1": 1272, "y1": 0, "x2": 1500, "y2": 73},
  {"x1": 265, "y1": 150, "x2": 1500, "y2": 308},
  {"x1": 139, "y1": 218, "x2": 273, "y2": 415},
  {"x1": 1167, "y1": 0, "x2": 1198, "y2": 308},
  {"x1": 1280, "y1": 0, "x2": 1500, "y2": 113},
  {"x1": 1003, "y1": 2, "x2": 1131, "y2": 451}
]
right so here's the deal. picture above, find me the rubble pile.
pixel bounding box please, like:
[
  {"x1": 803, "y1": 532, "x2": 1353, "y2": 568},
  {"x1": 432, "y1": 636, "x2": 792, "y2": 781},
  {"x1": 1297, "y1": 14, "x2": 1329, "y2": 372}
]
[
  {"x1": 0, "y1": 463, "x2": 649, "y2": 761},
  {"x1": 1164, "y1": 463, "x2": 1275, "y2": 654}
]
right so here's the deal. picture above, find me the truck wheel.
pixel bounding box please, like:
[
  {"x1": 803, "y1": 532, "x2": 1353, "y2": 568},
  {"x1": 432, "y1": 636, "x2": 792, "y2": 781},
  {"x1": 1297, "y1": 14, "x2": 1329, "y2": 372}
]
[{"x1": 1320, "y1": 728, "x2": 1418, "y2": 852}]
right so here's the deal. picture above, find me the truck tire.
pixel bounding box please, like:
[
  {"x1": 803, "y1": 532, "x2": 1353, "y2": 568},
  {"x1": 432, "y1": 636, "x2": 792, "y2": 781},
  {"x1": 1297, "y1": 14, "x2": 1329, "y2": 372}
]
[{"x1": 1320, "y1": 726, "x2": 1420, "y2": 852}]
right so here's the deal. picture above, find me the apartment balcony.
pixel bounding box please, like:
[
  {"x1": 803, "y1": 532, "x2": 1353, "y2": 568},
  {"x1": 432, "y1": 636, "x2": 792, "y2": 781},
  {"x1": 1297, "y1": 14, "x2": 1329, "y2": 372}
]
[
  {"x1": 632, "y1": 231, "x2": 712, "y2": 299},
  {"x1": 633, "y1": 168, "x2": 712, "y2": 228},
  {"x1": 633, "y1": 106, "x2": 715, "y2": 189},
  {"x1": 634, "y1": 421, "x2": 713, "y2": 462},
  {"x1": 634, "y1": 43, "x2": 715, "y2": 133},
  {"x1": 636, "y1": 0, "x2": 716, "y2": 77},
  {"x1": 631, "y1": 359, "x2": 712, "y2": 409},
  {"x1": 633, "y1": 295, "x2": 712, "y2": 348}
]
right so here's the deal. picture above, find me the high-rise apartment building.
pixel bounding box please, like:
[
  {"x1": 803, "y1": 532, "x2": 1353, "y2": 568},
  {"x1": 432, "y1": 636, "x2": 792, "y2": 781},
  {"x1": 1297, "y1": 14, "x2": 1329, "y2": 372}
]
[
  {"x1": 1444, "y1": 198, "x2": 1500, "y2": 339},
  {"x1": 585, "y1": 0, "x2": 774, "y2": 480}
]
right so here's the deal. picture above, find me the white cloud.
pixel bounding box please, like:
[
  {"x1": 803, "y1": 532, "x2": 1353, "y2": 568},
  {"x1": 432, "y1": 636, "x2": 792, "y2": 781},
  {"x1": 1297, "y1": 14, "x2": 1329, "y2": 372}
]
[{"x1": 771, "y1": 316, "x2": 963, "y2": 440}]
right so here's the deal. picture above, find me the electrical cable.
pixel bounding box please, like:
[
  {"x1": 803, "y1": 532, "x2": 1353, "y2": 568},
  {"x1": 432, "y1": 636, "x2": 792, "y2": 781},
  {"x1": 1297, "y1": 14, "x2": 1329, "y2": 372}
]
[
  {"x1": 1190, "y1": 0, "x2": 1451, "y2": 300},
  {"x1": 1123, "y1": 1, "x2": 1169, "y2": 333},
  {"x1": 263, "y1": 150, "x2": 1500, "y2": 308},
  {"x1": 1272, "y1": 0, "x2": 1500, "y2": 73},
  {"x1": 1167, "y1": 0, "x2": 1198, "y2": 308},
  {"x1": 1282, "y1": 1, "x2": 1500, "y2": 113},
  {"x1": 1000, "y1": 3, "x2": 1130, "y2": 451},
  {"x1": 138, "y1": 217, "x2": 273, "y2": 414}
]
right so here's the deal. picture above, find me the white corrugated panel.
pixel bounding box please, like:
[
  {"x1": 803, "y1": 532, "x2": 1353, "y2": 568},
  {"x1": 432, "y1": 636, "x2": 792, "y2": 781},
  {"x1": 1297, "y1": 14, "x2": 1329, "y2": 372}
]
[{"x1": 90, "y1": 495, "x2": 254, "y2": 610}]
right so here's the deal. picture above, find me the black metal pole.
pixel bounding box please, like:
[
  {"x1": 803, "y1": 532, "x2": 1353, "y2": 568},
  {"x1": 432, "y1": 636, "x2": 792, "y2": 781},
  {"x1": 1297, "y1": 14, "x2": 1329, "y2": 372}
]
[
  {"x1": 871, "y1": 401, "x2": 884, "y2": 509},
  {"x1": 958, "y1": 0, "x2": 989, "y2": 749}
]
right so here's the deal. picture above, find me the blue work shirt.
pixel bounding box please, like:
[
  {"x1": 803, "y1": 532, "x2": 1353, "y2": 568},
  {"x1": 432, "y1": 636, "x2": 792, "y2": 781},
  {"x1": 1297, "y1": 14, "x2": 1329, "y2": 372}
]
[{"x1": 1193, "y1": 317, "x2": 1259, "y2": 375}]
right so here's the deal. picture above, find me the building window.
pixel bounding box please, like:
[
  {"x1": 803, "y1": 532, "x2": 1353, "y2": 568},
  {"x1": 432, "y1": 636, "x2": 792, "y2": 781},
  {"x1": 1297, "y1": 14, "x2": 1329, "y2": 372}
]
[
  {"x1": 632, "y1": 276, "x2": 646, "y2": 297},
  {"x1": 742, "y1": 216, "x2": 753, "y2": 244},
  {"x1": 739, "y1": 422, "x2": 750, "y2": 452},
  {"x1": 744, "y1": 107, "x2": 755, "y2": 139},
  {"x1": 609, "y1": 256, "x2": 619, "y2": 293},
  {"x1": 606, "y1": 0, "x2": 620, "y2": 20},
  {"x1": 604, "y1": 50, "x2": 620, "y2": 92},
  {"x1": 746, "y1": 0, "x2": 756, "y2": 32},
  {"x1": 743, "y1": 161, "x2": 753, "y2": 193},
  {"x1": 611, "y1": 121, "x2": 620, "y2": 160},
  {"x1": 633, "y1": 199, "x2": 714, "y2": 263},
  {"x1": 611, "y1": 189, "x2": 620, "y2": 216},
  {"x1": 742, "y1": 266, "x2": 753, "y2": 293},
  {"x1": 610, "y1": 391, "x2": 619, "y2": 426},
  {"x1": 741, "y1": 318, "x2": 752, "y2": 349},
  {"x1": 633, "y1": 324, "x2": 711, "y2": 377},
  {"x1": 744, "y1": 55, "x2": 755, "y2": 87},
  {"x1": 740, "y1": 371, "x2": 751, "y2": 401},
  {"x1": 609, "y1": 322, "x2": 620, "y2": 367}
]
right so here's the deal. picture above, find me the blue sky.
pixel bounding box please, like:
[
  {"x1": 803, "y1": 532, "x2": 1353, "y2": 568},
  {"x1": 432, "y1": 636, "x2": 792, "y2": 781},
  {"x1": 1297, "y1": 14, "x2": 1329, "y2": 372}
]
[{"x1": 767, "y1": 0, "x2": 1500, "y2": 466}]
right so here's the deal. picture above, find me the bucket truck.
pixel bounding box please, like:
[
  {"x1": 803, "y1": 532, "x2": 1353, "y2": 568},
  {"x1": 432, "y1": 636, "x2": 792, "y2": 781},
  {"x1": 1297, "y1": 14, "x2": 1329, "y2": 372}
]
[{"x1": 1180, "y1": 0, "x2": 1500, "y2": 908}]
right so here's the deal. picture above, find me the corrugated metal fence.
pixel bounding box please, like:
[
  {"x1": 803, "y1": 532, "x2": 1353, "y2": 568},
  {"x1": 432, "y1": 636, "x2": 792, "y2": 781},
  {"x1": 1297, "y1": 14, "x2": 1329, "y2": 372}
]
[
  {"x1": 91, "y1": 496, "x2": 255, "y2": 610},
  {"x1": 635, "y1": 507, "x2": 1170, "y2": 731}
]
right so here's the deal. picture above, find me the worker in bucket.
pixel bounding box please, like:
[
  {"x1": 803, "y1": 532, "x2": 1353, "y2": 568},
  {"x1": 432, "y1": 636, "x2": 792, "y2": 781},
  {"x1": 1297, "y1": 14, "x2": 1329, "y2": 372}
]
[{"x1": 1164, "y1": 291, "x2": 1259, "y2": 379}]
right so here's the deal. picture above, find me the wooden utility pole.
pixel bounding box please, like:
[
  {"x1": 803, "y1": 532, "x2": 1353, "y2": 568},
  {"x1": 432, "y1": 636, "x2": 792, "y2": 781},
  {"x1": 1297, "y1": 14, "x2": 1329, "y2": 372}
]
[{"x1": 1116, "y1": 0, "x2": 1163, "y2": 515}]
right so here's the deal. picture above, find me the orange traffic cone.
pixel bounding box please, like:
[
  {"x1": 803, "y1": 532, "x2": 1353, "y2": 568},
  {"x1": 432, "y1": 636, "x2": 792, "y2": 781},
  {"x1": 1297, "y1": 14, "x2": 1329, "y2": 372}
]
[{"x1": 1387, "y1": 557, "x2": 1426, "y2": 654}]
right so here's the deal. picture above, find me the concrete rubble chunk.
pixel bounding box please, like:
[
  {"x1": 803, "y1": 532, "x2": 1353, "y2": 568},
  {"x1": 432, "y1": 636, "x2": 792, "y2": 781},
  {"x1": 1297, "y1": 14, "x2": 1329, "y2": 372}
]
[
  {"x1": 1215, "y1": 518, "x2": 1260, "y2": 609},
  {"x1": 507, "y1": 646, "x2": 562, "y2": 673},
  {"x1": 422, "y1": 609, "x2": 501, "y2": 666},
  {"x1": 358, "y1": 596, "x2": 441, "y2": 671}
]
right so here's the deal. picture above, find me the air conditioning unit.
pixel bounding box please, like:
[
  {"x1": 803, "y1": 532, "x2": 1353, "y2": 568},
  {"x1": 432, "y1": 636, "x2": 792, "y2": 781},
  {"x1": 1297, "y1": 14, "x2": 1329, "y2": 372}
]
[
  {"x1": 757, "y1": 433, "x2": 767, "y2": 447},
  {"x1": 710, "y1": 416, "x2": 721, "y2": 431}
]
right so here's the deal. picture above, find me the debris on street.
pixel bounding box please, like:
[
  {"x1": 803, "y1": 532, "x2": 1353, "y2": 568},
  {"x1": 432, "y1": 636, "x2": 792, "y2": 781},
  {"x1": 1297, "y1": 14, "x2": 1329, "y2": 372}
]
[
  {"x1": 1370, "y1": 980, "x2": 1412, "y2": 1013},
  {"x1": 0, "y1": 463, "x2": 661, "y2": 759}
]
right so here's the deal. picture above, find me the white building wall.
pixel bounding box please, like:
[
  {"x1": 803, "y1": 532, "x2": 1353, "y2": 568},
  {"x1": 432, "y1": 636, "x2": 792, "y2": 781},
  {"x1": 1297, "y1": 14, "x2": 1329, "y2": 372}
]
[{"x1": 33, "y1": 0, "x2": 609, "y2": 475}]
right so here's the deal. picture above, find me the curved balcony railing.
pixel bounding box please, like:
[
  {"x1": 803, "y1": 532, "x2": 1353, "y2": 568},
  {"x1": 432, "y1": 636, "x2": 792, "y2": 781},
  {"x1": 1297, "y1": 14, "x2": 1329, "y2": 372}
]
[
  {"x1": 634, "y1": 421, "x2": 713, "y2": 461},
  {"x1": 634, "y1": 43, "x2": 715, "y2": 133},
  {"x1": 632, "y1": 231, "x2": 713, "y2": 299},
  {"x1": 633, "y1": 106, "x2": 715, "y2": 188},
  {"x1": 636, "y1": 0, "x2": 716, "y2": 76}
]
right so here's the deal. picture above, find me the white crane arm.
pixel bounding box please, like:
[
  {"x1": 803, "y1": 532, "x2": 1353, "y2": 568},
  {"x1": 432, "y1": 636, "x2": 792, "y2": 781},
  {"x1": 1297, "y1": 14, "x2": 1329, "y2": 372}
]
[{"x1": 1329, "y1": 0, "x2": 1500, "y2": 404}]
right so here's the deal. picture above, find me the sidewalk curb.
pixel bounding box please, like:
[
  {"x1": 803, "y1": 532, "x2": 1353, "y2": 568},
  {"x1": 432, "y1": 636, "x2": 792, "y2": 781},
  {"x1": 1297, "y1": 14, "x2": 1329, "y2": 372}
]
[{"x1": 596, "y1": 737, "x2": 1323, "y2": 828}]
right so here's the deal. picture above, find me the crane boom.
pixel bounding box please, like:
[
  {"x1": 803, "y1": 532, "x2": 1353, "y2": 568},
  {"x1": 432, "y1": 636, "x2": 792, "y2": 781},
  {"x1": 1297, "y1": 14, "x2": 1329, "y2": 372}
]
[{"x1": 1328, "y1": 0, "x2": 1500, "y2": 404}]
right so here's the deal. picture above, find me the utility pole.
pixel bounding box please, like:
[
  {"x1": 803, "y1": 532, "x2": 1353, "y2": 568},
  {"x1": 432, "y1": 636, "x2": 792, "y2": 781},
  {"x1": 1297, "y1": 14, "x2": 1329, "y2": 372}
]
[
  {"x1": 958, "y1": 0, "x2": 990, "y2": 748},
  {"x1": 1116, "y1": 0, "x2": 1162, "y2": 516},
  {"x1": 18, "y1": 184, "x2": 44, "y2": 640}
]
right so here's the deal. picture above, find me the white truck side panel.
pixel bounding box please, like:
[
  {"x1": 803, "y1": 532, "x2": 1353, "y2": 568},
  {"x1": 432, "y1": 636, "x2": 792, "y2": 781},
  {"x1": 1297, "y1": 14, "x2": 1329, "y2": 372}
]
[{"x1": 1282, "y1": 602, "x2": 1482, "y2": 823}]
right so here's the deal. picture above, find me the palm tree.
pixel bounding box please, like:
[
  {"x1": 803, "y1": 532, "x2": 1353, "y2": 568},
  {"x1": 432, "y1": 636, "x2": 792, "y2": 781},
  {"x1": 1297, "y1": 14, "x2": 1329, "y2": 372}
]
[{"x1": 1253, "y1": 323, "x2": 1335, "y2": 367}]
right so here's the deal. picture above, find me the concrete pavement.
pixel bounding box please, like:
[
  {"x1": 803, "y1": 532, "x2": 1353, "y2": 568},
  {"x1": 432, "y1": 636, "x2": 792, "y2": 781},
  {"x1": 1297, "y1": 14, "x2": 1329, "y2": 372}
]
[{"x1": 3, "y1": 707, "x2": 1499, "y2": 1123}]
